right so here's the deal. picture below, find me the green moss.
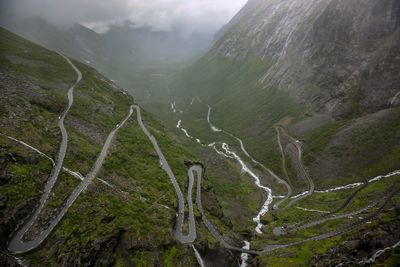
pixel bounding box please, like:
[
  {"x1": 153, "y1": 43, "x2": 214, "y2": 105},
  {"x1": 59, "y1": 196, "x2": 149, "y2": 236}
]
[
  {"x1": 302, "y1": 121, "x2": 346, "y2": 165},
  {"x1": 163, "y1": 246, "x2": 178, "y2": 267},
  {"x1": 3, "y1": 159, "x2": 51, "y2": 205},
  {"x1": 379, "y1": 248, "x2": 400, "y2": 267}
]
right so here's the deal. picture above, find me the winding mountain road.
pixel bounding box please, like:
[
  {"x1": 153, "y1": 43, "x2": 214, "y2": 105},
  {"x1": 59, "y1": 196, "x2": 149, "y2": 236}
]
[
  {"x1": 8, "y1": 54, "x2": 81, "y2": 253},
  {"x1": 181, "y1": 102, "x2": 399, "y2": 259},
  {"x1": 275, "y1": 126, "x2": 292, "y2": 187},
  {"x1": 274, "y1": 177, "x2": 370, "y2": 235},
  {"x1": 8, "y1": 55, "x2": 133, "y2": 254},
  {"x1": 273, "y1": 200, "x2": 379, "y2": 236},
  {"x1": 135, "y1": 105, "x2": 260, "y2": 254},
  {"x1": 265, "y1": 184, "x2": 399, "y2": 253},
  {"x1": 133, "y1": 105, "x2": 196, "y2": 244},
  {"x1": 7, "y1": 54, "x2": 398, "y2": 262},
  {"x1": 206, "y1": 106, "x2": 290, "y2": 219},
  {"x1": 276, "y1": 126, "x2": 315, "y2": 209},
  {"x1": 1, "y1": 134, "x2": 115, "y2": 190},
  {"x1": 224, "y1": 130, "x2": 292, "y2": 210},
  {"x1": 192, "y1": 165, "x2": 260, "y2": 255}
]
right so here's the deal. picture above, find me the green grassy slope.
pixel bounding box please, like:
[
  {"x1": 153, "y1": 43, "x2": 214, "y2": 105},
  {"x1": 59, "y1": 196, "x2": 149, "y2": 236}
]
[
  {"x1": 167, "y1": 55, "x2": 304, "y2": 177},
  {"x1": 0, "y1": 27, "x2": 234, "y2": 266},
  {"x1": 158, "y1": 26, "x2": 400, "y2": 265}
]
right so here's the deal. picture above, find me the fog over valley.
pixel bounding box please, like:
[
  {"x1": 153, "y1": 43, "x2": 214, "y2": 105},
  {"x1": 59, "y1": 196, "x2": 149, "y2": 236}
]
[
  {"x1": 0, "y1": 0, "x2": 247, "y2": 35},
  {"x1": 0, "y1": 0, "x2": 399, "y2": 266}
]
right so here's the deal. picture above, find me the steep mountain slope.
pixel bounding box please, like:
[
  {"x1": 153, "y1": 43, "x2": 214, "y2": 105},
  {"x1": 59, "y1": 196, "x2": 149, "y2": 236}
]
[
  {"x1": 168, "y1": 0, "x2": 400, "y2": 181},
  {"x1": 0, "y1": 27, "x2": 237, "y2": 266},
  {"x1": 0, "y1": 17, "x2": 212, "y2": 101},
  {"x1": 1, "y1": 0, "x2": 400, "y2": 265},
  {"x1": 156, "y1": 0, "x2": 400, "y2": 265},
  {"x1": 209, "y1": 0, "x2": 400, "y2": 115}
]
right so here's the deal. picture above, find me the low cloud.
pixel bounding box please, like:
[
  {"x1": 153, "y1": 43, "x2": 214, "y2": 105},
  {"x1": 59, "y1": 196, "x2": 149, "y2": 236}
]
[{"x1": 0, "y1": 0, "x2": 247, "y2": 34}]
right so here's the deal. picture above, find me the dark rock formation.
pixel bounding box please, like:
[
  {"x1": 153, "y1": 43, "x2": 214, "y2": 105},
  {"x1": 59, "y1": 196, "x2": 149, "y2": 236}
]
[{"x1": 210, "y1": 0, "x2": 400, "y2": 116}]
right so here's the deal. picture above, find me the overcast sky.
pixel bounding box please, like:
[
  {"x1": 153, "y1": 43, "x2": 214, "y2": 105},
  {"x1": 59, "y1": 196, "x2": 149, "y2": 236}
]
[{"x1": 0, "y1": 0, "x2": 248, "y2": 34}]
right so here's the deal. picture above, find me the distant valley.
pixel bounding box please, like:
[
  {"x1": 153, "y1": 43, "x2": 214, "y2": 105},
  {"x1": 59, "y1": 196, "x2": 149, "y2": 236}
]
[{"x1": 0, "y1": 0, "x2": 399, "y2": 266}]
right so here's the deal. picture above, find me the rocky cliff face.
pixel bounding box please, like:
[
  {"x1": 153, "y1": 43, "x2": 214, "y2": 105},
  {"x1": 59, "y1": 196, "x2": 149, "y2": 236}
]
[{"x1": 211, "y1": 0, "x2": 400, "y2": 116}]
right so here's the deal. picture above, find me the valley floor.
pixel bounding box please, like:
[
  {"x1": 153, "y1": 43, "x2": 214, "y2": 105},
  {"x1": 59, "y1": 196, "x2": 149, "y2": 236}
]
[{"x1": 1, "y1": 26, "x2": 399, "y2": 266}]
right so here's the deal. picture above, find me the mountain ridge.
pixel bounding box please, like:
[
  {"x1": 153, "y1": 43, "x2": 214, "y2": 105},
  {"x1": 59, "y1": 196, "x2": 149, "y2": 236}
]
[
  {"x1": 208, "y1": 0, "x2": 400, "y2": 116},
  {"x1": 1, "y1": 0, "x2": 400, "y2": 265},
  {"x1": 0, "y1": 27, "x2": 239, "y2": 266}
]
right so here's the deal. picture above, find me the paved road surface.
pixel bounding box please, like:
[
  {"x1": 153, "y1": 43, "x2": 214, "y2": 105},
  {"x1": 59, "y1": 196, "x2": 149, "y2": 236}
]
[
  {"x1": 265, "y1": 184, "x2": 399, "y2": 253},
  {"x1": 8, "y1": 55, "x2": 133, "y2": 254},
  {"x1": 133, "y1": 105, "x2": 196, "y2": 244},
  {"x1": 8, "y1": 54, "x2": 81, "y2": 253},
  {"x1": 192, "y1": 165, "x2": 260, "y2": 255},
  {"x1": 277, "y1": 126, "x2": 315, "y2": 209},
  {"x1": 135, "y1": 105, "x2": 259, "y2": 254}
]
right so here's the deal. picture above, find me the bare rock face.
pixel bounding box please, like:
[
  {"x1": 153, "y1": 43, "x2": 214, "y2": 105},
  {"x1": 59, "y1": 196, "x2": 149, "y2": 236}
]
[{"x1": 210, "y1": 0, "x2": 400, "y2": 116}]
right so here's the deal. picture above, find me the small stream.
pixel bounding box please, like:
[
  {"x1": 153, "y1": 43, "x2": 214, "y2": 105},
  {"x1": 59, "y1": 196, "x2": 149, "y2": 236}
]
[
  {"x1": 207, "y1": 106, "x2": 222, "y2": 132},
  {"x1": 359, "y1": 240, "x2": 400, "y2": 265},
  {"x1": 174, "y1": 104, "x2": 276, "y2": 266},
  {"x1": 177, "y1": 120, "x2": 202, "y2": 144},
  {"x1": 205, "y1": 106, "x2": 274, "y2": 266},
  {"x1": 274, "y1": 169, "x2": 400, "y2": 200},
  {"x1": 210, "y1": 142, "x2": 273, "y2": 266},
  {"x1": 240, "y1": 241, "x2": 251, "y2": 267},
  {"x1": 219, "y1": 143, "x2": 273, "y2": 234},
  {"x1": 192, "y1": 245, "x2": 206, "y2": 267},
  {"x1": 175, "y1": 117, "x2": 266, "y2": 266},
  {"x1": 174, "y1": 101, "x2": 400, "y2": 266}
]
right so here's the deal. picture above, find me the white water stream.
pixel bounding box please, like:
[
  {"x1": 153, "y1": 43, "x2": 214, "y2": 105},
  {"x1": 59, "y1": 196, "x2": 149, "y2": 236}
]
[
  {"x1": 171, "y1": 101, "x2": 183, "y2": 114},
  {"x1": 174, "y1": 100, "x2": 400, "y2": 266},
  {"x1": 275, "y1": 169, "x2": 400, "y2": 199},
  {"x1": 176, "y1": 113, "x2": 267, "y2": 266},
  {"x1": 205, "y1": 106, "x2": 277, "y2": 267},
  {"x1": 207, "y1": 106, "x2": 222, "y2": 132},
  {"x1": 240, "y1": 241, "x2": 251, "y2": 267},
  {"x1": 171, "y1": 102, "x2": 176, "y2": 113},
  {"x1": 389, "y1": 91, "x2": 400, "y2": 106},
  {"x1": 192, "y1": 245, "x2": 206, "y2": 267},
  {"x1": 176, "y1": 120, "x2": 203, "y2": 144},
  {"x1": 360, "y1": 240, "x2": 400, "y2": 264},
  {"x1": 220, "y1": 143, "x2": 274, "y2": 234}
]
